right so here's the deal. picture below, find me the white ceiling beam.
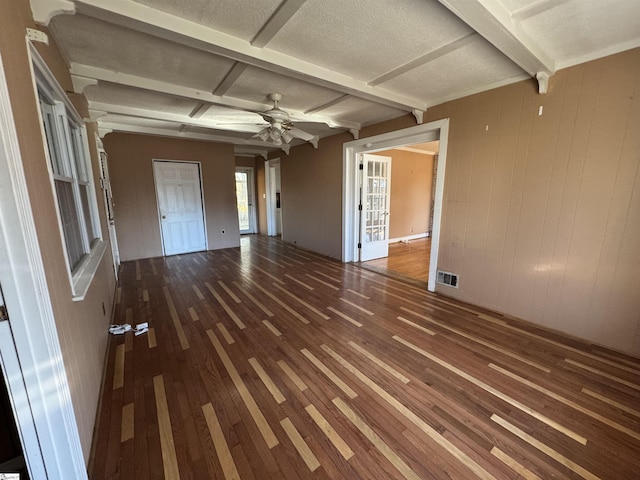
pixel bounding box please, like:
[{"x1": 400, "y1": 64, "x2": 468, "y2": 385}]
[
  {"x1": 88, "y1": 101, "x2": 266, "y2": 134},
  {"x1": 368, "y1": 33, "x2": 477, "y2": 86},
  {"x1": 188, "y1": 103, "x2": 210, "y2": 119},
  {"x1": 304, "y1": 94, "x2": 349, "y2": 114},
  {"x1": 437, "y1": 0, "x2": 555, "y2": 76},
  {"x1": 250, "y1": 0, "x2": 308, "y2": 48},
  {"x1": 71, "y1": 0, "x2": 426, "y2": 111},
  {"x1": 211, "y1": 62, "x2": 247, "y2": 96},
  {"x1": 70, "y1": 64, "x2": 361, "y2": 130},
  {"x1": 97, "y1": 120, "x2": 287, "y2": 149}
]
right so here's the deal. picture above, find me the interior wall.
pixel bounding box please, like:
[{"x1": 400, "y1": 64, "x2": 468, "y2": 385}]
[
  {"x1": 0, "y1": 0, "x2": 117, "y2": 461},
  {"x1": 235, "y1": 156, "x2": 256, "y2": 168},
  {"x1": 104, "y1": 133, "x2": 239, "y2": 260},
  {"x1": 423, "y1": 48, "x2": 640, "y2": 355},
  {"x1": 276, "y1": 48, "x2": 640, "y2": 355},
  {"x1": 279, "y1": 138, "x2": 347, "y2": 259},
  {"x1": 373, "y1": 149, "x2": 434, "y2": 240}
]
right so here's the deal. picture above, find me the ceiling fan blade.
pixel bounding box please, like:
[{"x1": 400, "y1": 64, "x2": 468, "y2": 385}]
[{"x1": 287, "y1": 126, "x2": 315, "y2": 142}]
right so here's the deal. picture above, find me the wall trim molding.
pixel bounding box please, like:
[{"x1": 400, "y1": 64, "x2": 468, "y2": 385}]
[{"x1": 389, "y1": 232, "x2": 429, "y2": 244}]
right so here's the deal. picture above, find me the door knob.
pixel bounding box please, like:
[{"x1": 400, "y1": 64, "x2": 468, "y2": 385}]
[{"x1": 162, "y1": 215, "x2": 166, "y2": 219}]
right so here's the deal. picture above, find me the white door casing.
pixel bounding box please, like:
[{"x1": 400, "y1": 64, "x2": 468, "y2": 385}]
[
  {"x1": 97, "y1": 145, "x2": 120, "y2": 278},
  {"x1": 235, "y1": 167, "x2": 256, "y2": 234},
  {"x1": 343, "y1": 119, "x2": 449, "y2": 292},
  {"x1": 360, "y1": 154, "x2": 392, "y2": 261},
  {"x1": 153, "y1": 160, "x2": 206, "y2": 256}
]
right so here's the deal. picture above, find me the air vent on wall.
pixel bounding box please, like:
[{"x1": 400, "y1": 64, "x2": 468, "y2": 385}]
[{"x1": 436, "y1": 270, "x2": 459, "y2": 288}]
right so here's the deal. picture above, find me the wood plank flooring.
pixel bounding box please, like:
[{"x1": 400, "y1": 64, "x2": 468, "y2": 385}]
[
  {"x1": 362, "y1": 238, "x2": 431, "y2": 284},
  {"x1": 90, "y1": 235, "x2": 640, "y2": 479}
]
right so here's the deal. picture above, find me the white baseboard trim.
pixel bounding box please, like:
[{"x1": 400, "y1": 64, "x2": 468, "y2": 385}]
[{"x1": 389, "y1": 232, "x2": 429, "y2": 244}]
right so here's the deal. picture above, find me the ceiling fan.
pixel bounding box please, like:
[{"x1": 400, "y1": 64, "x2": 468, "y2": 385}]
[{"x1": 252, "y1": 93, "x2": 316, "y2": 146}]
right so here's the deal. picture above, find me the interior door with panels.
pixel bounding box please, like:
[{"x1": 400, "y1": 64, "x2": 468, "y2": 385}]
[{"x1": 153, "y1": 161, "x2": 206, "y2": 256}]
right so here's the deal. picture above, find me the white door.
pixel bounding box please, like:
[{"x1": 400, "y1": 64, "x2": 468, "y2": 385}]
[
  {"x1": 235, "y1": 167, "x2": 256, "y2": 234},
  {"x1": 98, "y1": 149, "x2": 120, "y2": 278},
  {"x1": 154, "y1": 161, "x2": 206, "y2": 256},
  {"x1": 360, "y1": 153, "x2": 392, "y2": 261}
]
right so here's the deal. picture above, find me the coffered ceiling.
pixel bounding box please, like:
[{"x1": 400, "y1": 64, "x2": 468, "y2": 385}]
[{"x1": 30, "y1": 0, "x2": 640, "y2": 158}]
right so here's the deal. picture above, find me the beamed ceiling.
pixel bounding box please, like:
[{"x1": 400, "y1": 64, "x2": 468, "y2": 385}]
[{"x1": 31, "y1": 0, "x2": 640, "y2": 158}]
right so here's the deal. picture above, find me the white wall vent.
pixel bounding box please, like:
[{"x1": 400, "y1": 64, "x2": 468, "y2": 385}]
[{"x1": 436, "y1": 270, "x2": 459, "y2": 288}]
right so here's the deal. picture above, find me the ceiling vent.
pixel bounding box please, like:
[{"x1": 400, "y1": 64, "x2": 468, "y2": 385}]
[{"x1": 436, "y1": 270, "x2": 458, "y2": 288}]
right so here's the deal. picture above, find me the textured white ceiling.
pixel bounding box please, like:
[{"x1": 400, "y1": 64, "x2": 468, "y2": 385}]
[
  {"x1": 41, "y1": 0, "x2": 640, "y2": 154},
  {"x1": 86, "y1": 83, "x2": 198, "y2": 116},
  {"x1": 518, "y1": 0, "x2": 640, "y2": 67},
  {"x1": 222, "y1": 66, "x2": 341, "y2": 111},
  {"x1": 131, "y1": 0, "x2": 282, "y2": 40},
  {"x1": 51, "y1": 14, "x2": 236, "y2": 91},
  {"x1": 267, "y1": 0, "x2": 472, "y2": 82},
  {"x1": 382, "y1": 37, "x2": 527, "y2": 104}
]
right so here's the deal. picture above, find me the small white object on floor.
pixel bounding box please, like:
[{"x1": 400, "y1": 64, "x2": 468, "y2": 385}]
[
  {"x1": 134, "y1": 322, "x2": 149, "y2": 336},
  {"x1": 109, "y1": 324, "x2": 132, "y2": 335}
]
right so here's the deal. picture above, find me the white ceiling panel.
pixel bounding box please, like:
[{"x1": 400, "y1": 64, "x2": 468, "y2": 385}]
[
  {"x1": 131, "y1": 0, "x2": 282, "y2": 41},
  {"x1": 51, "y1": 14, "x2": 236, "y2": 92},
  {"x1": 199, "y1": 105, "x2": 265, "y2": 124},
  {"x1": 517, "y1": 0, "x2": 640, "y2": 67},
  {"x1": 267, "y1": 0, "x2": 473, "y2": 82},
  {"x1": 315, "y1": 97, "x2": 406, "y2": 125},
  {"x1": 86, "y1": 83, "x2": 197, "y2": 116},
  {"x1": 222, "y1": 66, "x2": 343, "y2": 111},
  {"x1": 382, "y1": 38, "x2": 526, "y2": 105}
]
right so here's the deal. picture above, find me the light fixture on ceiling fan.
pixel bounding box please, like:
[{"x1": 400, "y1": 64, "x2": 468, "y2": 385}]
[{"x1": 253, "y1": 93, "x2": 314, "y2": 145}]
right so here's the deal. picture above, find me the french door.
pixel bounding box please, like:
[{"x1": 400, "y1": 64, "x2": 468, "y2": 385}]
[{"x1": 360, "y1": 154, "x2": 392, "y2": 261}]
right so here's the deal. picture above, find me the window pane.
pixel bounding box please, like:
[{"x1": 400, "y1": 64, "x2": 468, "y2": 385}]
[
  {"x1": 39, "y1": 99, "x2": 65, "y2": 175},
  {"x1": 55, "y1": 180, "x2": 85, "y2": 270},
  {"x1": 80, "y1": 184, "x2": 97, "y2": 243},
  {"x1": 70, "y1": 127, "x2": 88, "y2": 182}
]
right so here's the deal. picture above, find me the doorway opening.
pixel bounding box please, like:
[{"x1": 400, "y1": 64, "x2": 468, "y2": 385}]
[
  {"x1": 235, "y1": 167, "x2": 257, "y2": 234},
  {"x1": 343, "y1": 119, "x2": 449, "y2": 292},
  {"x1": 360, "y1": 141, "x2": 439, "y2": 285},
  {"x1": 153, "y1": 160, "x2": 207, "y2": 256},
  {"x1": 97, "y1": 139, "x2": 120, "y2": 279},
  {"x1": 265, "y1": 158, "x2": 282, "y2": 237}
]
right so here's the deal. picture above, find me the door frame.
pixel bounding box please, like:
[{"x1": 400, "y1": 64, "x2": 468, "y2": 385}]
[
  {"x1": 0, "y1": 49, "x2": 87, "y2": 479},
  {"x1": 265, "y1": 158, "x2": 281, "y2": 236},
  {"x1": 152, "y1": 159, "x2": 207, "y2": 256},
  {"x1": 342, "y1": 119, "x2": 449, "y2": 292},
  {"x1": 235, "y1": 166, "x2": 257, "y2": 234},
  {"x1": 96, "y1": 136, "x2": 120, "y2": 279}
]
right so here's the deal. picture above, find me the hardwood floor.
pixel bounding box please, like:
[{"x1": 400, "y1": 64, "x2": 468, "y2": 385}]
[
  {"x1": 361, "y1": 238, "x2": 431, "y2": 284},
  {"x1": 90, "y1": 235, "x2": 640, "y2": 479}
]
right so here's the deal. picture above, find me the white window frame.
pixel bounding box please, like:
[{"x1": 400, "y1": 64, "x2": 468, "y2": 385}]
[{"x1": 28, "y1": 42, "x2": 105, "y2": 301}]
